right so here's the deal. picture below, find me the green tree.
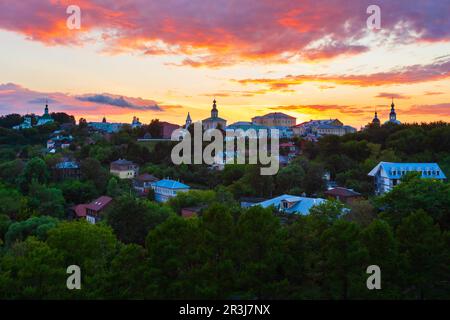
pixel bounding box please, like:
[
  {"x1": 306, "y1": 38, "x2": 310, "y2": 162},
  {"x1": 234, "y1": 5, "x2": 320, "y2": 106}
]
[
  {"x1": 0, "y1": 237, "x2": 66, "y2": 299},
  {"x1": 396, "y1": 210, "x2": 448, "y2": 299},
  {"x1": 107, "y1": 196, "x2": 173, "y2": 245},
  {"x1": 5, "y1": 216, "x2": 59, "y2": 246},
  {"x1": 376, "y1": 174, "x2": 450, "y2": 229},
  {"x1": 28, "y1": 181, "x2": 66, "y2": 218},
  {"x1": 145, "y1": 216, "x2": 206, "y2": 299},
  {"x1": 106, "y1": 177, "x2": 122, "y2": 198},
  {"x1": 20, "y1": 157, "x2": 49, "y2": 188},
  {"x1": 235, "y1": 206, "x2": 284, "y2": 298},
  {"x1": 321, "y1": 220, "x2": 368, "y2": 299}
]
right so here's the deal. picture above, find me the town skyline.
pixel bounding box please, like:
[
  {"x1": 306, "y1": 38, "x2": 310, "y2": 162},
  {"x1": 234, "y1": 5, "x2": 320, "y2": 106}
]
[{"x1": 0, "y1": 1, "x2": 450, "y2": 128}]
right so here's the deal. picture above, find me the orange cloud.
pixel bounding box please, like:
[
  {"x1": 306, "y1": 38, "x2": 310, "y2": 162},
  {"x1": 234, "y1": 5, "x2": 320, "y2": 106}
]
[
  {"x1": 1, "y1": 1, "x2": 450, "y2": 67},
  {"x1": 236, "y1": 57, "x2": 450, "y2": 89}
]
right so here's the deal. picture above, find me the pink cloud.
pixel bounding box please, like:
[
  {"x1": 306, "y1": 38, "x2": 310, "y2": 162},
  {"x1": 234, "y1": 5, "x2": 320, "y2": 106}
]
[
  {"x1": 0, "y1": 83, "x2": 180, "y2": 121},
  {"x1": 0, "y1": 1, "x2": 449, "y2": 67}
]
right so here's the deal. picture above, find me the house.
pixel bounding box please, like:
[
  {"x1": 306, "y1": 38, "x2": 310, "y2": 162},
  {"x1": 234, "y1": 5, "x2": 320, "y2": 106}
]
[
  {"x1": 368, "y1": 162, "x2": 447, "y2": 194},
  {"x1": 181, "y1": 206, "x2": 204, "y2": 218},
  {"x1": 133, "y1": 173, "x2": 160, "y2": 196},
  {"x1": 324, "y1": 187, "x2": 362, "y2": 204},
  {"x1": 240, "y1": 197, "x2": 267, "y2": 208},
  {"x1": 252, "y1": 194, "x2": 326, "y2": 215},
  {"x1": 292, "y1": 119, "x2": 355, "y2": 137},
  {"x1": 202, "y1": 99, "x2": 227, "y2": 130},
  {"x1": 226, "y1": 121, "x2": 270, "y2": 138},
  {"x1": 110, "y1": 159, "x2": 139, "y2": 179},
  {"x1": 54, "y1": 161, "x2": 81, "y2": 180},
  {"x1": 251, "y1": 112, "x2": 296, "y2": 127},
  {"x1": 13, "y1": 116, "x2": 32, "y2": 130},
  {"x1": 46, "y1": 134, "x2": 73, "y2": 152},
  {"x1": 159, "y1": 121, "x2": 180, "y2": 139},
  {"x1": 151, "y1": 179, "x2": 190, "y2": 203},
  {"x1": 88, "y1": 117, "x2": 123, "y2": 133},
  {"x1": 72, "y1": 196, "x2": 113, "y2": 224}
]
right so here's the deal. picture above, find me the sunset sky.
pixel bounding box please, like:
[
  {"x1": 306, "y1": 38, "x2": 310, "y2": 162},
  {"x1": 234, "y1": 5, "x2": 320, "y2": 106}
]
[{"x1": 0, "y1": 0, "x2": 449, "y2": 128}]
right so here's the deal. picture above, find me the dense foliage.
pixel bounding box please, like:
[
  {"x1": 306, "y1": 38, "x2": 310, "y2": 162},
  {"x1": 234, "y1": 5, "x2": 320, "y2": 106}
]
[{"x1": 0, "y1": 118, "x2": 449, "y2": 299}]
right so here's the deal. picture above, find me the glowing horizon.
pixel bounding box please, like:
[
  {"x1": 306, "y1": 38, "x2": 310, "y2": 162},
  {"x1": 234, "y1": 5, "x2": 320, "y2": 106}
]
[{"x1": 0, "y1": 0, "x2": 449, "y2": 129}]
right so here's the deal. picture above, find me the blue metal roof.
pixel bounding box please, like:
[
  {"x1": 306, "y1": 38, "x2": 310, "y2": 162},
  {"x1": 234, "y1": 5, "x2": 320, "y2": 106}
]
[
  {"x1": 252, "y1": 194, "x2": 326, "y2": 215},
  {"x1": 152, "y1": 179, "x2": 190, "y2": 189},
  {"x1": 56, "y1": 161, "x2": 79, "y2": 169},
  {"x1": 368, "y1": 162, "x2": 447, "y2": 179}
]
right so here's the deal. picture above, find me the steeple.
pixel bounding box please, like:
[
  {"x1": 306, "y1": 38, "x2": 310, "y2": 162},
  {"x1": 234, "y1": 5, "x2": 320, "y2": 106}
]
[
  {"x1": 44, "y1": 98, "x2": 49, "y2": 115},
  {"x1": 185, "y1": 112, "x2": 192, "y2": 128},
  {"x1": 389, "y1": 98, "x2": 397, "y2": 122},
  {"x1": 211, "y1": 99, "x2": 218, "y2": 118},
  {"x1": 372, "y1": 110, "x2": 380, "y2": 126}
]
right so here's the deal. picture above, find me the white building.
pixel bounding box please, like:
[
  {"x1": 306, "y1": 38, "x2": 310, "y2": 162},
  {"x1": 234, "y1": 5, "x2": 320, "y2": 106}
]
[
  {"x1": 202, "y1": 99, "x2": 227, "y2": 130},
  {"x1": 151, "y1": 179, "x2": 190, "y2": 203},
  {"x1": 368, "y1": 162, "x2": 447, "y2": 194}
]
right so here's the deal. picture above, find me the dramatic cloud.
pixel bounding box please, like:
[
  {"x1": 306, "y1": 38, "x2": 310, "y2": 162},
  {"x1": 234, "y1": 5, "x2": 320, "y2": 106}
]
[
  {"x1": 376, "y1": 93, "x2": 411, "y2": 100},
  {"x1": 0, "y1": 0, "x2": 449, "y2": 67},
  {"x1": 405, "y1": 103, "x2": 450, "y2": 116},
  {"x1": 236, "y1": 57, "x2": 450, "y2": 89},
  {"x1": 0, "y1": 83, "x2": 179, "y2": 120},
  {"x1": 76, "y1": 94, "x2": 163, "y2": 111}
]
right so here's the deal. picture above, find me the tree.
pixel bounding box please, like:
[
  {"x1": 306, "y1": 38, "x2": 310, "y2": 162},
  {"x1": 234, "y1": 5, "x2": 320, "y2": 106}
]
[
  {"x1": 376, "y1": 174, "x2": 450, "y2": 229},
  {"x1": 20, "y1": 157, "x2": 49, "y2": 189},
  {"x1": 396, "y1": 210, "x2": 448, "y2": 299},
  {"x1": 80, "y1": 158, "x2": 109, "y2": 192},
  {"x1": 28, "y1": 181, "x2": 66, "y2": 218},
  {"x1": 106, "y1": 196, "x2": 174, "y2": 245},
  {"x1": 321, "y1": 220, "x2": 368, "y2": 299},
  {"x1": 0, "y1": 214, "x2": 11, "y2": 241},
  {"x1": 361, "y1": 219, "x2": 402, "y2": 298},
  {"x1": 234, "y1": 206, "x2": 284, "y2": 298},
  {"x1": 4, "y1": 216, "x2": 59, "y2": 246},
  {"x1": 99, "y1": 244, "x2": 150, "y2": 299},
  {"x1": 200, "y1": 204, "x2": 236, "y2": 298},
  {"x1": 0, "y1": 237, "x2": 67, "y2": 299},
  {"x1": 0, "y1": 184, "x2": 29, "y2": 220},
  {"x1": 344, "y1": 199, "x2": 377, "y2": 227},
  {"x1": 106, "y1": 177, "x2": 122, "y2": 198},
  {"x1": 46, "y1": 220, "x2": 117, "y2": 273},
  {"x1": 60, "y1": 179, "x2": 98, "y2": 205},
  {"x1": 145, "y1": 216, "x2": 206, "y2": 299}
]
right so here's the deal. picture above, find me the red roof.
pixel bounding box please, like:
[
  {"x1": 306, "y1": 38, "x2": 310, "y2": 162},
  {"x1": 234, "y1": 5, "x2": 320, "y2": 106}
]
[
  {"x1": 86, "y1": 196, "x2": 113, "y2": 211},
  {"x1": 324, "y1": 187, "x2": 361, "y2": 197},
  {"x1": 72, "y1": 204, "x2": 88, "y2": 217},
  {"x1": 135, "y1": 173, "x2": 159, "y2": 182}
]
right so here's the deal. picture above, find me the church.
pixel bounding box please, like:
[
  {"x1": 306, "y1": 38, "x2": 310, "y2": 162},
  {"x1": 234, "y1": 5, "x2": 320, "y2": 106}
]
[
  {"x1": 36, "y1": 101, "x2": 55, "y2": 126},
  {"x1": 202, "y1": 99, "x2": 227, "y2": 130},
  {"x1": 372, "y1": 99, "x2": 401, "y2": 126}
]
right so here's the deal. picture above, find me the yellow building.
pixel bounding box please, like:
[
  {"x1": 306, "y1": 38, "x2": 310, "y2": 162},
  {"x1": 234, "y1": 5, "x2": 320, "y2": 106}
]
[
  {"x1": 251, "y1": 112, "x2": 296, "y2": 127},
  {"x1": 110, "y1": 159, "x2": 139, "y2": 179}
]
